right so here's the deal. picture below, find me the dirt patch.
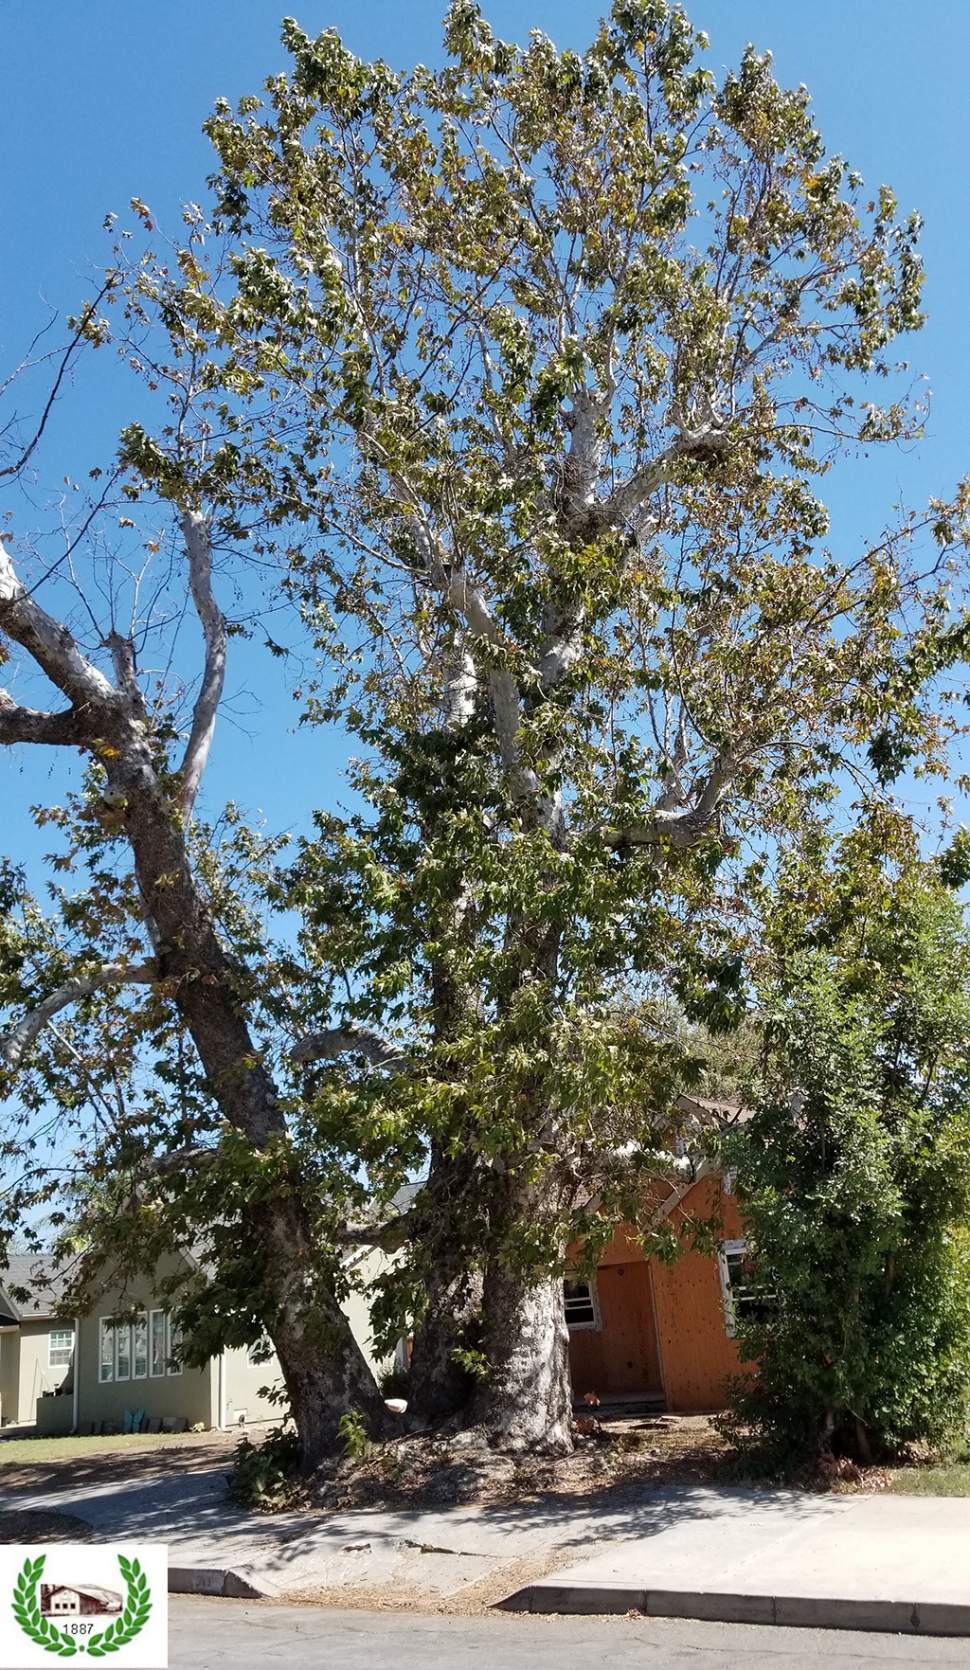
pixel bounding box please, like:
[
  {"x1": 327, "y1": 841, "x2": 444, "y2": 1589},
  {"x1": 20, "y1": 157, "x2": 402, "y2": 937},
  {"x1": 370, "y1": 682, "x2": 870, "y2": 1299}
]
[
  {"x1": 280, "y1": 1549, "x2": 580, "y2": 1617},
  {"x1": 289, "y1": 1414, "x2": 733, "y2": 1516},
  {"x1": 0, "y1": 1509, "x2": 93, "y2": 1541},
  {"x1": 240, "y1": 1414, "x2": 899, "y2": 1517}
]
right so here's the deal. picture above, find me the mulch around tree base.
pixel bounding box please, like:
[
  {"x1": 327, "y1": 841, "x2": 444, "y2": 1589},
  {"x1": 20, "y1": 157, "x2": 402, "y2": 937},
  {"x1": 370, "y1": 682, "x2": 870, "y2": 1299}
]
[{"x1": 298, "y1": 1414, "x2": 736, "y2": 1514}]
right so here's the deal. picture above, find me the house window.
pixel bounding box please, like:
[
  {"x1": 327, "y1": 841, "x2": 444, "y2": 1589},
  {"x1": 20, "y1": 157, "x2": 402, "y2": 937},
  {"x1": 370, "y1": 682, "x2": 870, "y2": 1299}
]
[
  {"x1": 132, "y1": 1314, "x2": 148, "y2": 1380},
  {"x1": 115, "y1": 1323, "x2": 131, "y2": 1381},
  {"x1": 99, "y1": 1319, "x2": 113, "y2": 1383},
  {"x1": 150, "y1": 1311, "x2": 167, "y2": 1378},
  {"x1": 49, "y1": 1328, "x2": 73, "y2": 1368},
  {"x1": 166, "y1": 1315, "x2": 183, "y2": 1376},
  {"x1": 564, "y1": 1278, "x2": 601, "y2": 1330},
  {"x1": 719, "y1": 1239, "x2": 775, "y2": 1336}
]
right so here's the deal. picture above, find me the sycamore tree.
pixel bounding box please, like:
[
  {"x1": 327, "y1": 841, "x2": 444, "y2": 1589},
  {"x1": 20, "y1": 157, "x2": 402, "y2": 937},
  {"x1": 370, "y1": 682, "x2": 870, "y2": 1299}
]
[
  {"x1": 2, "y1": 0, "x2": 970, "y2": 1463},
  {"x1": 105, "y1": 0, "x2": 970, "y2": 1454}
]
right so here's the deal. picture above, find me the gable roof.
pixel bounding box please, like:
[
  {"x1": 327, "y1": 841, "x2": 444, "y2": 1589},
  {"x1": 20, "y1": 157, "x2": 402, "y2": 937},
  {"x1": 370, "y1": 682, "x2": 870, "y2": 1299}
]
[{"x1": 0, "y1": 1255, "x2": 72, "y2": 1323}]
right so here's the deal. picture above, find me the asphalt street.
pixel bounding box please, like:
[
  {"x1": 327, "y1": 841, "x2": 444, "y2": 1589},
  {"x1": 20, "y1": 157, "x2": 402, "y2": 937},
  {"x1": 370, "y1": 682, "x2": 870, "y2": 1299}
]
[{"x1": 169, "y1": 1597, "x2": 970, "y2": 1669}]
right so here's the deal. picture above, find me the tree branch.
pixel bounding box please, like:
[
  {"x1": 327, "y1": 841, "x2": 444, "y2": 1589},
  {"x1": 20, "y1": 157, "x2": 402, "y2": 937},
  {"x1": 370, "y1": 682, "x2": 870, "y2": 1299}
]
[
  {"x1": 604, "y1": 752, "x2": 736, "y2": 851},
  {"x1": 590, "y1": 401, "x2": 731, "y2": 536},
  {"x1": 1, "y1": 962, "x2": 157, "y2": 1072},
  {"x1": 0, "y1": 283, "x2": 113, "y2": 483},
  {"x1": 0, "y1": 544, "x2": 118, "y2": 714},
  {"x1": 334, "y1": 1208, "x2": 420, "y2": 1252},
  {"x1": 137, "y1": 1144, "x2": 216, "y2": 1179},
  {"x1": 290, "y1": 1025, "x2": 410, "y2": 1070},
  {"x1": 0, "y1": 692, "x2": 86, "y2": 747},
  {"x1": 178, "y1": 509, "x2": 227, "y2": 822}
]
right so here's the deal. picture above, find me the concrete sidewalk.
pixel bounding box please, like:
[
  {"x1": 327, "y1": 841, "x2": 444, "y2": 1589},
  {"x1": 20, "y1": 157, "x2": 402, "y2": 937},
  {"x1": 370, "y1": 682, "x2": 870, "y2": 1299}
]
[
  {"x1": 6, "y1": 1463, "x2": 970, "y2": 1632},
  {"x1": 500, "y1": 1492, "x2": 970, "y2": 1635}
]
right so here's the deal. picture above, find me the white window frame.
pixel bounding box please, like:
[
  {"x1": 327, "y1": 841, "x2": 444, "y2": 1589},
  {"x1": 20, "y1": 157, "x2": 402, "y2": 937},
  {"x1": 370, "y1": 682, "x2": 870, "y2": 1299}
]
[
  {"x1": 150, "y1": 1310, "x2": 167, "y2": 1378},
  {"x1": 99, "y1": 1318, "x2": 114, "y2": 1383},
  {"x1": 49, "y1": 1327, "x2": 73, "y2": 1369},
  {"x1": 115, "y1": 1321, "x2": 131, "y2": 1382},
  {"x1": 132, "y1": 1312, "x2": 148, "y2": 1380},
  {"x1": 563, "y1": 1276, "x2": 601, "y2": 1331},
  {"x1": 719, "y1": 1238, "x2": 777, "y2": 1337},
  {"x1": 166, "y1": 1314, "x2": 183, "y2": 1376},
  {"x1": 718, "y1": 1239, "x2": 747, "y2": 1336}
]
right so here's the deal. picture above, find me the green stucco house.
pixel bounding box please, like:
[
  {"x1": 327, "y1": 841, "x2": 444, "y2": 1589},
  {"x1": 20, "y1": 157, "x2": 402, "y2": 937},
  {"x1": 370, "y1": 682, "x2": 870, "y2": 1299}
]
[{"x1": 2, "y1": 1243, "x2": 393, "y2": 1435}]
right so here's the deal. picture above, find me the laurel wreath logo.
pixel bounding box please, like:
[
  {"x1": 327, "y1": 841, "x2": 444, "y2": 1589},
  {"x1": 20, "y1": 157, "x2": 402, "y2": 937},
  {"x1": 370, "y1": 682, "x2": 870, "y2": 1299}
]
[{"x1": 12, "y1": 1554, "x2": 152, "y2": 1658}]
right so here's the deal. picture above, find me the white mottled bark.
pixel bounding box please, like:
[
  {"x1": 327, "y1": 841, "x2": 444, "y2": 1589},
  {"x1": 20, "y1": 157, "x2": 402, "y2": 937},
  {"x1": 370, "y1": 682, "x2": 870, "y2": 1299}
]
[
  {"x1": 291, "y1": 1025, "x2": 409, "y2": 1069},
  {"x1": 0, "y1": 963, "x2": 157, "y2": 1071},
  {"x1": 473, "y1": 1262, "x2": 573, "y2": 1455},
  {"x1": 178, "y1": 508, "x2": 227, "y2": 823}
]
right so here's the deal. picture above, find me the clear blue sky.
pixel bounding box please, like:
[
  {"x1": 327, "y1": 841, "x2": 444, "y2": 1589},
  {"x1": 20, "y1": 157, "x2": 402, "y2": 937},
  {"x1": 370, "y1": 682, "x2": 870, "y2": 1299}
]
[{"x1": 2, "y1": 0, "x2": 969, "y2": 877}]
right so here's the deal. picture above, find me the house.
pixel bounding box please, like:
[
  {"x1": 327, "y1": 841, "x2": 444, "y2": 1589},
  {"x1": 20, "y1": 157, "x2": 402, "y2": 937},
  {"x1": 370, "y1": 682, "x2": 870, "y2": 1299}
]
[
  {"x1": 566, "y1": 1096, "x2": 754, "y2": 1413},
  {"x1": 0, "y1": 1256, "x2": 75, "y2": 1425},
  {"x1": 41, "y1": 1586, "x2": 122, "y2": 1618},
  {"x1": 67, "y1": 1248, "x2": 282, "y2": 1439},
  {"x1": 23, "y1": 1241, "x2": 395, "y2": 1437},
  {"x1": 11, "y1": 1123, "x2": 750, "y2": 1431}
]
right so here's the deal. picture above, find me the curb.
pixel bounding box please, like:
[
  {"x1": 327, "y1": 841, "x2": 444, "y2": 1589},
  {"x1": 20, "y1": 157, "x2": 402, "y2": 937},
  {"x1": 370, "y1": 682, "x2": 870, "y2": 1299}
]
[
  {"x1": 497, "y1": 1583, "x2": 970, "y2": 1637},
  {"x1": 168, "y1": 1566, "x2": 280, "y2": 1600}
]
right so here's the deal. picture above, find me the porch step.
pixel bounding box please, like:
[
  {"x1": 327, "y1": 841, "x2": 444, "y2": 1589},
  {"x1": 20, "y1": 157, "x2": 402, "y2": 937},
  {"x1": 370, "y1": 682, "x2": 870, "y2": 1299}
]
[{"x1": 573, "y1": 1390, "x2": 666, "y2": 1418}]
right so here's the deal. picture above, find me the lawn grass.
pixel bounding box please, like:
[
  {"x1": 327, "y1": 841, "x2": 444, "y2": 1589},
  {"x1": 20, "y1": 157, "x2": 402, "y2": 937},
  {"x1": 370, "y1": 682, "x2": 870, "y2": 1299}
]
[
  {"x1": 888, "y1": 1461, "x2": 970, "y2": 1495},
  {"x1": 0, "y1": 1430, "x2": 225, "y2": 1466}
]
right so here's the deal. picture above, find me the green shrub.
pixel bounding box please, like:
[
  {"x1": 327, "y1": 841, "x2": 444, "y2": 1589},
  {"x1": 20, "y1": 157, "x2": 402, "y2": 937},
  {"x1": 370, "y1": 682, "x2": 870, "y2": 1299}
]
[
  {"x1": 337, "y1": 1407, "x2": 373, "y2": 1460},
  {"x1": 723, "y1": 879, "x2": 970, "y2": 1464},
  {"x1": 228, "y1": 1427, "x2": 302, "y2": 1508},
  {"x1": 377, "y1": 1364, "x2": 410, "y2": 1401}
]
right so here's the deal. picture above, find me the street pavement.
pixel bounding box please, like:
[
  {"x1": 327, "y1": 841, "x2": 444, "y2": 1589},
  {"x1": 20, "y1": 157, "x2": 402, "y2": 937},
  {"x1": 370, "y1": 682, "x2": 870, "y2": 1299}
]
[{"x1": 169, "y1": 1597, "x2": 970, "y2": 1668}]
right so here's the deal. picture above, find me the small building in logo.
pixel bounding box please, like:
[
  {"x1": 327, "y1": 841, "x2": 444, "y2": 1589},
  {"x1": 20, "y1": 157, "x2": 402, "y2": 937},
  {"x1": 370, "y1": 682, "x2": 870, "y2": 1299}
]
[{"x1": 39, "y1": 1584, "x2": 123, "y2": 1617}]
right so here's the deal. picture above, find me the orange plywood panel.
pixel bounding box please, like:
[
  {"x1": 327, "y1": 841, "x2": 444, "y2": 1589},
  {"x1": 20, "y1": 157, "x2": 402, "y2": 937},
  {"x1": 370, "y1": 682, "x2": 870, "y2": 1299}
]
[
  {"x1": 595, "y1": 1223, "x2": 647, "y2": 1265},
  {"x1": 567, "y1": 1325, "x2": 606, "y2": 1400},
  {"x1": 592, "y1": 1262, "x2": 663, "y2": 1393},
  {"x1": 650, "y1": 1176, "x2": 747, "y2": 1411},
  {"x1": 567, "y1": 1263, "x2": 665, "y2": 1399}
]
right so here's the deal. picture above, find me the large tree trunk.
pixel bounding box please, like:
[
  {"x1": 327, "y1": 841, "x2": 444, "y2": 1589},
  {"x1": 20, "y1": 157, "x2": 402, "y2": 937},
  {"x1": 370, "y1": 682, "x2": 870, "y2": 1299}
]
[
  {"x1": 0, "y1": 539, "x2": 387, "y2": 1472},
  {"x1": 255, "y1": 1198, "x2": 387, "y2": 1472},
  {"x1": 110, "y1": 731, "x2": 388, "y2": 1468},
  {"x1": 472, "y1": 1258, "x2": 573, "y2": 1455},
  {"x1": 408, "y1": 1260, "x2": 482, "y2": 1426},
  {"x1": 405, "y1": 1143, "x2": 484, "y2": 1425}
]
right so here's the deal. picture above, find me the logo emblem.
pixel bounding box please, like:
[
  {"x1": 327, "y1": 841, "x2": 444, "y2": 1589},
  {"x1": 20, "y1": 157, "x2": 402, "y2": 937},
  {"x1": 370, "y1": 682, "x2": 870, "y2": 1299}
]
[{"x1": 12, "y1": 1555, "x2": 151, "y2": 1658}]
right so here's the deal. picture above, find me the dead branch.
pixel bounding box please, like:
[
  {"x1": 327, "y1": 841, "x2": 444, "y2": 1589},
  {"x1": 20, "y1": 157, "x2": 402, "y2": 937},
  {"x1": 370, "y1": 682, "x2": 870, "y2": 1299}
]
[
  {"x1": 178, "y1": 508, "x2": 227, "y2": 822},
  {"x1": 1, "y1": 962, "x2": 157, "y2": 1071}
]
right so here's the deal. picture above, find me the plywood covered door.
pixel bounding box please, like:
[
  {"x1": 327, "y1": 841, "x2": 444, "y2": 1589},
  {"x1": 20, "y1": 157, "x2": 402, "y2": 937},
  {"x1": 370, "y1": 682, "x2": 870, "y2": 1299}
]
[{"x1": 593, "y1": 1262, "x2": 663, "y2": 1394}]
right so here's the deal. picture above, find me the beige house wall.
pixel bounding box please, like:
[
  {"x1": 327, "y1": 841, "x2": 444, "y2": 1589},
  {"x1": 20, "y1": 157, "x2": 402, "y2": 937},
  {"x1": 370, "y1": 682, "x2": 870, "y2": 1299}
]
[
  {"x1": 220, "y1": 1346, "x2": 283, "y2": 1426},
  {"x1": 76, "y1": 1256, "x2": 210, "y2": 1430},
  {"x1": 20, "y1": 1319, "x2": 72, "y2": 1420},
  {"x1": 343, "y1": 1248, "x2": 394, "y2": 1379},
  {"x1": 0, "y1": 1319, "x2": 73, "y2": 1424},
  {"x1": 0, "y1": 1329, "x2": 20, "y2": 1424}
]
